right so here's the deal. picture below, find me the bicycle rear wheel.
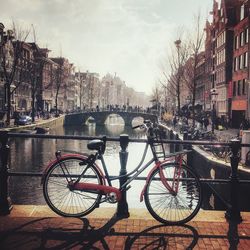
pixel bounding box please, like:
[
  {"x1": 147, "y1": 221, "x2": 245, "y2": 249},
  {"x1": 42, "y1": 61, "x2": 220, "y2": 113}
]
[
  {"x1": 144, "y1": 163, "x2": 202, "y2": 224},
  {"x1": 43, "y1": 156, "x2": 103, "y2": 217}
]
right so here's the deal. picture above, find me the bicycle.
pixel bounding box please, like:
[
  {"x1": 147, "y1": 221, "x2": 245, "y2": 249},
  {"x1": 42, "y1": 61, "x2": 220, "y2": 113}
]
[
  {"x1": 42, "y1": 120, "x2": 202, "y2": 225},
  {"x1": 211, "y1": 144, "x2": 231, "y2": 161},
  {"x1": 210, "y1": 135, "x2": 242, "y2": 163}
]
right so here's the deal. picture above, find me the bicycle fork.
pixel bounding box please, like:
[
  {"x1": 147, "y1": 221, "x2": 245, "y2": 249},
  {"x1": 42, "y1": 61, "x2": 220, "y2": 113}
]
[{"x1": 140, "y1": 159, "x2": 183, "y2": 202}]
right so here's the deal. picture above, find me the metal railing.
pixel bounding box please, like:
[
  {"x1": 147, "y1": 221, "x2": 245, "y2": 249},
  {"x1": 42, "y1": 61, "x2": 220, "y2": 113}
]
[{"x1": 0, "y1": 130, "x2": 249, "y2": 224}]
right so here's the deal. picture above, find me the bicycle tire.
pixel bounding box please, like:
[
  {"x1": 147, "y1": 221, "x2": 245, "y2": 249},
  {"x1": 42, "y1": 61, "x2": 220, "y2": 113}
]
[
  {"x1": 144, "y1": 163, "x2": 202, "y2": 224},
  {"x1": 43, "y1": 156, "x2": 103, "y2": 217}
]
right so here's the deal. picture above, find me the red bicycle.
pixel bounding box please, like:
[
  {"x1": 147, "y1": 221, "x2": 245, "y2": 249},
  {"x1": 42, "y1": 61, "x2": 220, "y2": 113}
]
[{"x1": 42, "y1": 120, "x2": 202, "y2": 224}]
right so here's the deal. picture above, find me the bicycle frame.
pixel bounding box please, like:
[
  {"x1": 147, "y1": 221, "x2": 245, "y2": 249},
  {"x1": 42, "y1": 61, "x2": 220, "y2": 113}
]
[
  {"x1": 70, "y1": 142, "x2": 156, "y2": 202},
  {"x1": 70, "y1": 142, "x2": 187, "y2": 204}
]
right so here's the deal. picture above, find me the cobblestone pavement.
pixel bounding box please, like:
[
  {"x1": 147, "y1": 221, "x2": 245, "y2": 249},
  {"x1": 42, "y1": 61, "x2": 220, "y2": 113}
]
[{"x1": 0, "y1": 206, "x2": 250, "y2": 249}]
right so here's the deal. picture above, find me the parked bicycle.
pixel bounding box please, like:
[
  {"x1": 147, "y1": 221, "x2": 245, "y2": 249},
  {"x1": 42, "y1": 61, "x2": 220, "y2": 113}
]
[
  {"x1": 210, "y1": 135, "x2": 241, "y2": 163},
  {"x1": 211, "y1": 144, "x2": 231, "y2": 162},
  {"x1": 42, "y1": 120, "x2": 202, "y2": 225}
]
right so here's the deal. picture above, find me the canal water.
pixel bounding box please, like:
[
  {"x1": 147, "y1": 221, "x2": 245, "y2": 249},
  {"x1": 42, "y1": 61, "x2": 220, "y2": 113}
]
[
  {"x1": 8, "y1": 116, "x2": 250, "y2": 211},
  {"x1": 9, "y1": 117, "x2": 153, "y2": 209}
]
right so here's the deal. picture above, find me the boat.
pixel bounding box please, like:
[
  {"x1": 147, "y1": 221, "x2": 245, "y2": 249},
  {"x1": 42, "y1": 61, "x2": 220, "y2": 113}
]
[
  {"x1": 87, "y1": 117, "x2": 95, "y2": 124},
  {"x1": 19, "y1": 129, "x2": 37, "y2": 134},
  {"x1": 35, "y1": 127, "x2": 50, "y2": 134}
]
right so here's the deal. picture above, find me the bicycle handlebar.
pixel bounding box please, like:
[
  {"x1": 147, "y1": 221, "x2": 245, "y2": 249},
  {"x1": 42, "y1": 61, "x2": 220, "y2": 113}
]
[
  {"x1": 132, "y1": 124, "x2": 143, "y2": 130},
  {"x1": 132, "y1": 120, "x2": 154, "y2": 130}
]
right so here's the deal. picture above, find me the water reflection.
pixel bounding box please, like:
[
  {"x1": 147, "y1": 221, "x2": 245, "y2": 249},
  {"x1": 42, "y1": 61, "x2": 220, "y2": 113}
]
[
  {"x1": 9, "y1": 117, "x2": 149, "y2": 207},
  {"x1": 9, "y1": 116, "x2": 250, "y2": 211}
]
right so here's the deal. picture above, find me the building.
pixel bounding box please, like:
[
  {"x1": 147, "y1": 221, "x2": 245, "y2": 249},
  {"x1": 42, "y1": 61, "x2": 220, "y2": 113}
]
[
  {"x1": 231, "y1": 0, "x2": 249, "y2": 127},
  {"x1": 195, "y1": 52, "x2": 206, "y2": 110},
  {"x1": 204, "y1": 20, "x2": 214, "y2": 112},
  {"x1": 0, "y1": 23, "x2": 5, "y2": 110},
  {"x1": 210, "y1": 0, "x2": 236, "y2": 121},
  {"x1": 50, "y1": 57, "x2": 73, "y2": 112}
]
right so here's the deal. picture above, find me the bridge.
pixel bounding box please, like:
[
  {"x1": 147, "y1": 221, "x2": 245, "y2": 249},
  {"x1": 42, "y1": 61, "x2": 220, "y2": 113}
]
[{"x1": 64, "y1": 110, "x2": 158, "y2": 126}]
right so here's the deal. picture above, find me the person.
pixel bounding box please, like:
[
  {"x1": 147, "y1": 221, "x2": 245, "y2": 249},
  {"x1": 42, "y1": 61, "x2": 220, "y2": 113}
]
[
  {"x1": 198, "y1": 117, "x2": 203, "y2": 130},
  {"x1": 240, "y1": 119, "x2": 249, "y2": 130},
  {"x1": 173, "y1": 116, "x2": 177, "y2": 128},
  {"x1": 182, "y1": 116, "x2": 188, "y2": 125},
  {"x1": 224, "y1": 115, "x2": 229, "y2": 129},
  {"x1": 13, "y1": 112, "x2": 21, "y2": 126},
  {"x1": 203, "y1": 117, "x2": 209, "y2": 131}
]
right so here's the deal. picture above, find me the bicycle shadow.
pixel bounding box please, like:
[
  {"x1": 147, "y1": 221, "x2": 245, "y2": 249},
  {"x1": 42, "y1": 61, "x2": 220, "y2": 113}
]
[
  {"x1": 124, "y1": 223, "x2": 199, "y2": 249},
  {"x1": 1, "y1": 211, "x2": 250, "y2": 249},
  {"x1": 0, "y1": 214, "x2": 199, "y2": 250}
]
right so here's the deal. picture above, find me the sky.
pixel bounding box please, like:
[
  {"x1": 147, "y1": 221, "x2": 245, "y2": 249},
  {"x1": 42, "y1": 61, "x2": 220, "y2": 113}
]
[{"x1": 1, "y1": 0, "x2": 213, "y2": 95}]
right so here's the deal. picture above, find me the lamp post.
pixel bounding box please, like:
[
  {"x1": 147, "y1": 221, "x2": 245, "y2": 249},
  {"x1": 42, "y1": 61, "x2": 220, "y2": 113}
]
[
  {"x1": 185, "y1": 95, "x2": 191, "y2": 122},
  {"x1": 174, "y1": 39, "x2": 181, "y2": 115},
  {"x1": 211, "y1": 88, "x2": 218, "y2": 133}
]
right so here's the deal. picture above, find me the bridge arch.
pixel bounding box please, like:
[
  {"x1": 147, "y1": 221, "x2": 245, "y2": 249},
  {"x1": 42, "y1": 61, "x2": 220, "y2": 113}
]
[
  {"x1": 64, "y1": 111, "x2": 158, "y2": 126},
  {"x1": 105, "y1": 113, "x2": 125, "y2": 125}
]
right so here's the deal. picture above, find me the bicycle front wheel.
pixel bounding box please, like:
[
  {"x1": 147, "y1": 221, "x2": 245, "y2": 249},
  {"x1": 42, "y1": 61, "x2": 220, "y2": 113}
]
[
  {"x1": 144, "y1": 163, "x2": 202, "y2": 224},
  {"x1": 43, "y1": 156, "x2": 103, "y2": 217}
]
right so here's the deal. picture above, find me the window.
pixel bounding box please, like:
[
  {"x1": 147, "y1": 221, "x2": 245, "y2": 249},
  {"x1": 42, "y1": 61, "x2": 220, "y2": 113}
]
[
  {"x1": 240, "y1": 4, "x2": 245, "y2": 20},
  {"x1": 234, "y1": 57, "x2": 238, "y2": 71},
  {"x1": 244, "y1": 52, "x2": 248, "y2": 68},
  {"x1": 238, "y1": 80, "x2": 241, "y2": 96},
  {"x1": 242, "y1": 79, "x2": 246, "y2": 95},
  {"x1": 233, "y1": 81, "x2": 236, "y2": 96},
  {"x1": 240, "y1": 32, "x2": 244, "y2": 46},
  {"x1": 244, "y1": 28, "x2": 249, "y2": 44},
  {"x1": 240, "y1": 54, "x2": 244, "y2": 69},
  {"x1": 238, "y1": 56, "x2": 241, "y2": 70},
  {"x1": 234, "y1": 35, "x2": 238, "y2": 50}
]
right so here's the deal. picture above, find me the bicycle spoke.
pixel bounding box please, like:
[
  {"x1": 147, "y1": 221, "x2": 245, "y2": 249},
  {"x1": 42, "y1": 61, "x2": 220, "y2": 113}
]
[
  {"x1": 43, "y1": 157, "x2": 102, "y2": 217},
  {"x1": 144, "y1": 163, "x2": 202, "y2": 224}
]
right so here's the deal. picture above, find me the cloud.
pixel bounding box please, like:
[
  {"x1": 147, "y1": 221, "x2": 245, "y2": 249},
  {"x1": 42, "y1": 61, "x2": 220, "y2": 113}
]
[{"x1": 0, "y1": 0, "x2": 213, "y2": 94}]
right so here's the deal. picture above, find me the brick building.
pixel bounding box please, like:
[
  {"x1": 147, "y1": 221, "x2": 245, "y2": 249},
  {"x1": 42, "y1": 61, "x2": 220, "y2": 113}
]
[
  {"x1": 231, "y1": 0, "x2": 249, "y2": 127},
  {"x1": 200, "y1": 0, "x2": 250, "y2": 128},
  {"x1": 210, "y1": 0, "x2": 235, "y2": 121}
]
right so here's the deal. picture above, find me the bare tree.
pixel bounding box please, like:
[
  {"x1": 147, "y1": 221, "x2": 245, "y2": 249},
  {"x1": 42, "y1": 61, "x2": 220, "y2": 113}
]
[
  {"x1": 77, "y1": 72, "x2": 85, "y2": 110},
  {"x1": 151, "y1": 84, "x2": 164, "y2": 115},
  {"x1": 54, "y1": 62, "x2": 63, "y2": 116},
  {"x1": 0, "y1": 23, "x2": 30, "y2": 125},
  {"x1": 50, "y1": 58, "x2": 70, "y2": 116},
  {"x1": 182, "y1": 13, "x2": 205, "y2": 127},
  {"x1": 159, "y1": 38, "x2": 189, "y2": 115},
  {"x1": 27, "y1": 54, "x2": 45, "y2": 122}
]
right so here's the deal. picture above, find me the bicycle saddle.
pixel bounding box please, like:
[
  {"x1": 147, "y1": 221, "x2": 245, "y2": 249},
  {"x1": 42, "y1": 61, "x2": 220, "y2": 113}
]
[{"x1": 87, "y1": 139, "x2": 104, "y2": 151}]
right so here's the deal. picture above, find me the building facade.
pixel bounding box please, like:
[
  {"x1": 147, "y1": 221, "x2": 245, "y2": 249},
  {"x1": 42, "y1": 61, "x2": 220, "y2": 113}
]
[{"x1": 231, "y1": 0, "x2": 249, "y2": 127}]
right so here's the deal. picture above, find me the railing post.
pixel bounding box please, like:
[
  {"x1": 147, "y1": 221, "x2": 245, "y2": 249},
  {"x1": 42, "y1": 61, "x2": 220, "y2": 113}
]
[
  {"x1": 116, "y1": 134, "x2": 130, "y2": 218},
  {"x1": 225, "y1": 138, "x2": 242, "y2": 222},
  {"x1": 175, "y1": 134, "x2": 180, "y2": 152},
  {"x1": 0, "y1": 130, "x2": 12, "y2": 215},
  {"x1": 169, "y1": 130, "x2": 174, "y2": 153},
  {"x1": 183, "y1": 131, "x2": 188, "y2": 150},
  {"x1": 187, "y1": 133, "x2": 192, "y2": 150}
]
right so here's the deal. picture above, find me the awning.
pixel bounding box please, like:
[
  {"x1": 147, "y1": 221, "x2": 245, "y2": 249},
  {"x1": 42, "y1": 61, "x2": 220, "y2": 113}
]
[{"x1": 232, "y1": 100, "x2": 247, "y2": 110}]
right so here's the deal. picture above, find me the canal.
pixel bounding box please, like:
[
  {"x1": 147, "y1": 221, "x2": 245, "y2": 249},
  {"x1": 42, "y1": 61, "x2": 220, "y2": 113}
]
[
  {"x1": 9, "y1": 117, "x2": 153, "y2": 209},
  {"x1": 8, "y1": 116, "x2": 250, "y2": 211}
]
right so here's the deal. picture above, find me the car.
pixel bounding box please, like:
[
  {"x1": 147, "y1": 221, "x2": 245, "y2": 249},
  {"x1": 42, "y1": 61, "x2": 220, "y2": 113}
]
[{"x1": 16, "y1": 115, "x2": 32, "y2": 125}]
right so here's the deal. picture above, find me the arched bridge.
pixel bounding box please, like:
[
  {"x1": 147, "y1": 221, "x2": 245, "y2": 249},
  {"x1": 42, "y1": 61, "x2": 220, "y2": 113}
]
[{"x1": 64, "y1": 110, "x2": 158, "y2": 126}]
